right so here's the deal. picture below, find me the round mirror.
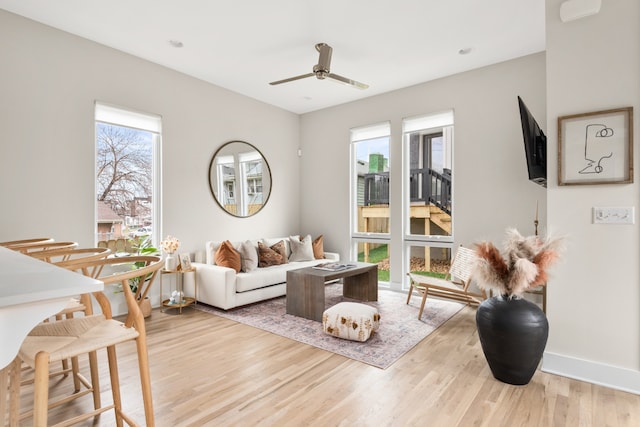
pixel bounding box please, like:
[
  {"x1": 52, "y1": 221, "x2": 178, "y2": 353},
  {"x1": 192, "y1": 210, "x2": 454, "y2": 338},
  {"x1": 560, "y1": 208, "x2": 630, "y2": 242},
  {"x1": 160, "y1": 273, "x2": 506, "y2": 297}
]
[{"x1": 208, "y1": 141, "x2": 272, "y2": 217}]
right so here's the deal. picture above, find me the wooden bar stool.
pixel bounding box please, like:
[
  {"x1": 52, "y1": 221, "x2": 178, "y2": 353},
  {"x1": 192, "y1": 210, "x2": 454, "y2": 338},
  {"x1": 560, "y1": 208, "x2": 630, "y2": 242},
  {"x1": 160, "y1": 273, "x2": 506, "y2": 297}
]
[
  {"x1": 21, "y1": 248, "x2": 112, "y2": 401},
  {"x1": 13, "y1": 255, "x2": 162, "y2": 426}
]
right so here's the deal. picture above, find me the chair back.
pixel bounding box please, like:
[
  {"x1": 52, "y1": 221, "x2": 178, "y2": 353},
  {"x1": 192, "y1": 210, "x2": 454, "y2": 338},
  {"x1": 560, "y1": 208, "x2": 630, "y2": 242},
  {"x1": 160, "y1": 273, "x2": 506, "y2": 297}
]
[
  {"x1": 61, "y1": 256, "x2": 162, "y2": 327},
  {"x1": 29, "y1": 247, "x2": 111, "y2": 264},
  {"x1": 14, "y1": 241, "x2": 78, "y2": 254},
  {"x1": 0, "y1": 237, "x2": 54, "y2": 250},
  {"x1": 448, "y1": 246, "x2": 477, "y2": 288}
]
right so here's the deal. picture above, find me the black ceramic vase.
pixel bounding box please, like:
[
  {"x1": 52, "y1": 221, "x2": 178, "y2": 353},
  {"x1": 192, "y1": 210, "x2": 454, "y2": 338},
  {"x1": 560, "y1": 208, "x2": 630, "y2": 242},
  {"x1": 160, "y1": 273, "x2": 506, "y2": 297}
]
[{"x1": 476, "y1": 295, "x2": 549, "y2": 385}]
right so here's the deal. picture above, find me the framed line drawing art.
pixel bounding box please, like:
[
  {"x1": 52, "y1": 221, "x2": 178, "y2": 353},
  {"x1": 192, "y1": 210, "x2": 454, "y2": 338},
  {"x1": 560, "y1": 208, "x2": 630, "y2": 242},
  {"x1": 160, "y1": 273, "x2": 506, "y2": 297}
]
[
  {"x1": 179, "y1": 252, "x2": 192, "y2": 271},
  {"x1": 558, "y1": 107, "x2": 633, "y2": 185}
]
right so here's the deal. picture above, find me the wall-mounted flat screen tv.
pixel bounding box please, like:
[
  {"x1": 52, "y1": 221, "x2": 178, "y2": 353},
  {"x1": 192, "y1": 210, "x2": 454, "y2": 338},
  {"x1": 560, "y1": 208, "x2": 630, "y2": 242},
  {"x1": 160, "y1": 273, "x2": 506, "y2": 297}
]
[{"x1": 518, "y1": 96, "x2": 547, "y2": 188}]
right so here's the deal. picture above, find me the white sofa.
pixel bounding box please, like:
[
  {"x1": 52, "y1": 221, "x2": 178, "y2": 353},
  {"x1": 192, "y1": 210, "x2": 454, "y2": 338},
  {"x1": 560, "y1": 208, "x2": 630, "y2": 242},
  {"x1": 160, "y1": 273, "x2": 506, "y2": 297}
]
[{"x1": 185, "y1": 236, "x2": 339, "y2": 310}]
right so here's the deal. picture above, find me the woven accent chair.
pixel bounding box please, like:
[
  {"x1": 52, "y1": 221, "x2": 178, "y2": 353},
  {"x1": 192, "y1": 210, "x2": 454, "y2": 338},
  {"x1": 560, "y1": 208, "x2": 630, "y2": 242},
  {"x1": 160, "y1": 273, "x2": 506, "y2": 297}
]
[
  {"x1": 406, "y1": 246, "x2": 486, "y2": 319},
  {"x1": 14, "y1": 255, "x2": 162, "y2": 427}
]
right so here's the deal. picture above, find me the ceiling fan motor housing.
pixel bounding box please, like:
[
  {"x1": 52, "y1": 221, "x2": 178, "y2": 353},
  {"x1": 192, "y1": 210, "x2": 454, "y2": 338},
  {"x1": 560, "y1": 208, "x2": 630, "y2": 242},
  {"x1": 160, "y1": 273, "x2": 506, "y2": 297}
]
[{"x1": 314, "y1": 43, "x2": 332, "y2": 79}]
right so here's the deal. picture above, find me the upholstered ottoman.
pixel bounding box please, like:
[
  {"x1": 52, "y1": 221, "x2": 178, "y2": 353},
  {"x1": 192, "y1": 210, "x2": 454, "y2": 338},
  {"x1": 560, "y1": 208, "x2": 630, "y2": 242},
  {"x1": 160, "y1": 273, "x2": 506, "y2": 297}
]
[{"x1": 322, "y1": 302, "x2": 380, "y2": 342}]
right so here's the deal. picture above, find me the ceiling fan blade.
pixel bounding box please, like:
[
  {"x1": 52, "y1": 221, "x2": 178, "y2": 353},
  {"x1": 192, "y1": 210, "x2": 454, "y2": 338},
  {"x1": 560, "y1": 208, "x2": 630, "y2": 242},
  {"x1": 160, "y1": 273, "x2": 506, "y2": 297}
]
[
  {"x1": 269, "y1": 73, "x2": 315, "y2": 86},
  {"x1": 327, "y1": 73, "x2": 369, "y2": 90}
]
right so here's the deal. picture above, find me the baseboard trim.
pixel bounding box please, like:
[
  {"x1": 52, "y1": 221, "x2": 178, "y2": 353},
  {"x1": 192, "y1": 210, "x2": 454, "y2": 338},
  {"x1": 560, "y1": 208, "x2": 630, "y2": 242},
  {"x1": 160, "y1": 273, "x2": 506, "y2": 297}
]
[{"x1": 542, "y1": 351, "x2": 640, "y2": 395}]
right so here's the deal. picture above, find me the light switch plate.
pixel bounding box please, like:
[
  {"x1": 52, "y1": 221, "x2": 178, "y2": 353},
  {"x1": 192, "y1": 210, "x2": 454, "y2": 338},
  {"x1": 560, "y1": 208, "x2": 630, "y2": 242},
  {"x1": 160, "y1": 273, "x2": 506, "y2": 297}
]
[{"x1": 593, "y1": 207, "x2": 635, "y2": 224}]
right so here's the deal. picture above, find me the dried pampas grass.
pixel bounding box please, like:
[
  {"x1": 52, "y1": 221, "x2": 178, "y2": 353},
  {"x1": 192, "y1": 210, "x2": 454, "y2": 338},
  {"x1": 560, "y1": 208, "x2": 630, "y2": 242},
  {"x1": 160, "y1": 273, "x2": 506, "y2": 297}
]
[{"x1": 472, "y1": 228, "x2": 564, "y2": 298}]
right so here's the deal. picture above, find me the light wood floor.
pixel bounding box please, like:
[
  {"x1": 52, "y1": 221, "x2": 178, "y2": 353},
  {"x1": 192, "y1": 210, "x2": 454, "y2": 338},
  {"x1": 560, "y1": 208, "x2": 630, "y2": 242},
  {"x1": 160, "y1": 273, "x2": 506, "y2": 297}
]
[{"x1": 19, "y1": 304, "x2": 640, "y2": 426}]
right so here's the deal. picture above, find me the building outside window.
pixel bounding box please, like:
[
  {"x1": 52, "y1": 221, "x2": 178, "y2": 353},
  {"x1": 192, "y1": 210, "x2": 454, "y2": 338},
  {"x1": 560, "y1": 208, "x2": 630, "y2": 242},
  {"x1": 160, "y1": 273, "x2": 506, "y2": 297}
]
[
  {"x1": 403, "y1": 111, "x2": 454, "y2": 287},
  {"x1": 350, "y1": 122, "x2": 391, "y2": 284}
]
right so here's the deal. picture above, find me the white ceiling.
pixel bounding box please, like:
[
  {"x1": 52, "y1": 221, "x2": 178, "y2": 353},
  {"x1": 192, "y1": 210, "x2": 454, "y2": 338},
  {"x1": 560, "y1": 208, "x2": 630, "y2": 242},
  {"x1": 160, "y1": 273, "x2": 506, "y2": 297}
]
[{"x1": 0, "y1": 0, "x2": 546, "y2": 114}]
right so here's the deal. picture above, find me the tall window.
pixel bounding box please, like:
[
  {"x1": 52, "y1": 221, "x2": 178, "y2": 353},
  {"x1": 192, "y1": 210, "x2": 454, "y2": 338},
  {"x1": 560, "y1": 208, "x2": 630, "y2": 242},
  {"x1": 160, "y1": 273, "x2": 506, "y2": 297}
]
[
  {"x1": 350, "y1": 122, "x2": 391, "y2": 283},
  {"x1": 95, "y1": 102, "x2": 161, "y2": 249},
  {"x1": 403, "y1": 111, "x2": 454, "y2": 286}
]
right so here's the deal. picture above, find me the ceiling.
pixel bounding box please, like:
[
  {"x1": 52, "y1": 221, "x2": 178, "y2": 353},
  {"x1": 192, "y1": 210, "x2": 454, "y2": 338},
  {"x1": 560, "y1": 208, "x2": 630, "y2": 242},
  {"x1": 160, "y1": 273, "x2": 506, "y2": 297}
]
[{"x1": 0, "y1": 0, "x2": 546, "y2": 114}]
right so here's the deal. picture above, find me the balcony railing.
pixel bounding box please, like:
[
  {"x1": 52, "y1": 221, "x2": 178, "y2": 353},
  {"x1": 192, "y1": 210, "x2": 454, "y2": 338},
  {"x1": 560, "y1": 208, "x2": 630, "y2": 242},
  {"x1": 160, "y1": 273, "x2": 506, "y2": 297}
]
[{"x1": 363, "y1": 168, "x2": 451, "y2": 214}]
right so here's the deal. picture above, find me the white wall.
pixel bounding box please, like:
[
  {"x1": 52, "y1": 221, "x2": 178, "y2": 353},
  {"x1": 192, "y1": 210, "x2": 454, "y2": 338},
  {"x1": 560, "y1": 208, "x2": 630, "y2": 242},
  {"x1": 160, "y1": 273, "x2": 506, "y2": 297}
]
[
  {"x1": 543, "y1": 0, "x2": 640, "y2": 393},
  {"x1": 300, "y1": 53, "x2": 547, "y2": 288},
  {"x1": 0, "y1": 10, "x2": 300, "y2": 312}
]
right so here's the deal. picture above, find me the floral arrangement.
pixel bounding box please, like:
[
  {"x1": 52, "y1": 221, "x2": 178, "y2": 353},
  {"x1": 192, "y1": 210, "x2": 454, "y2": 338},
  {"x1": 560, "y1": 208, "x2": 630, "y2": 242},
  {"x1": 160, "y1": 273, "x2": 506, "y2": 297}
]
[
  {"x1": 472, "y1": 228, "x2": 564, "y2": 299},
  {"x1": 160, "y1": 235, "x2": 180, "y2": 255}
]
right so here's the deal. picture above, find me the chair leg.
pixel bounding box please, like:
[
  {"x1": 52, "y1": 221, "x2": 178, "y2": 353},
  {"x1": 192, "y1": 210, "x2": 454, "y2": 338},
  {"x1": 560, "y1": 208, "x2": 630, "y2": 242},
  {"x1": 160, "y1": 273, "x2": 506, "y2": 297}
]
[
  {"x1": 406, "y1": 284, "x2": 414, "y2": 304},
  {"x1": 106, "y1": 346, "x2": 124, "y2": 427},
  {"x1": 88, "y1": 350, "x2": 101, "y2": 409},
  {"x1": 136, "y1": 336, "x2": 155, "y2": 426},
  {"x1": 1, "y1": 363, "x2": 7, "y2": 424},
  {"x1": 70, "y1": 356, "x2": 81, "y2": 392},
  {"x1": 418, "y1": 290, "x2": 428, "y2": 320},
  {"x1": 9, "y1": 357, "x2": 20, "y2": 427},
  {"x1": 33, "y1": 351, "x2": 51, "y2": 427}
]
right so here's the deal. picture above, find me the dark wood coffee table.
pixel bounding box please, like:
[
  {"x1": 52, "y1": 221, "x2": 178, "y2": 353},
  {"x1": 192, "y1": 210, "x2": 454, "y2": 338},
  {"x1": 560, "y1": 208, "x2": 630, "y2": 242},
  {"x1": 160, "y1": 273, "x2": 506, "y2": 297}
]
[{"x1": 286, "y1": 262, "x2": 378, "y2": 321}]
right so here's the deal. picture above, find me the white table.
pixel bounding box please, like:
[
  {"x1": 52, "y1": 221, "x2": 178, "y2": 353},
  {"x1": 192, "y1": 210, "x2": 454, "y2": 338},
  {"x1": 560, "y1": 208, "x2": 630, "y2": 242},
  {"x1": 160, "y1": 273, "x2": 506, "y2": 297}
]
[
  {"x1": 0, "y1": 246, "x2": 104, "y2": 424},
  {"x1": 0, "y1": 247, "x2": 104, "y2": 369}
]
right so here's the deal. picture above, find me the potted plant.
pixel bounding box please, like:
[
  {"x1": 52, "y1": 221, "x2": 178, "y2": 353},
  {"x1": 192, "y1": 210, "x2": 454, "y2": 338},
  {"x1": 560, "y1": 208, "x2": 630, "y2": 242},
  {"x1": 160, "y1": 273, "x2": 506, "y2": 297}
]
[
  {"x1": 472, "y1": 228, "x2": 564, "y2": 385},
  {"x1": 116, "y1": 236, "x2": 159, "y2": 318}
]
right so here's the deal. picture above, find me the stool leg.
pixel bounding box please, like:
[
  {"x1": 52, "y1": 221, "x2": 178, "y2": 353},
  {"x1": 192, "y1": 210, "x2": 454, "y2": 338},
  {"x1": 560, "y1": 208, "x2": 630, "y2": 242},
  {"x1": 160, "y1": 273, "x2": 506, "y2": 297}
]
[
  {"x1": 33, "y1": 351, "x2": 51, "y2": 427},
  {"x1": 136, "y1": 335, "x2": 155, "y2": 426},
  {"x1": 8, "y1": 357, "x2": 20, "y2": 427},
  {"x1": 106, "y1": 346, "x2": 124, "y2": 427},
  {"x1": 88, "y1": 350, "x2": 101, "y2": 409},
  {"x1": 57, "y1": 314, "x2": 70, "y2": 379},
  {"x1": 1, "y1": 363, "x2": 7, "y2": 424}
]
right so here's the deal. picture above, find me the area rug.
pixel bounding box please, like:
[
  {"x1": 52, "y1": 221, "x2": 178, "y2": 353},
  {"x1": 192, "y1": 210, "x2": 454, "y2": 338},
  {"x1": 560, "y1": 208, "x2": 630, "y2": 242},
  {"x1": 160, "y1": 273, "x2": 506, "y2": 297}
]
[{"x1": 194, "y1": 283, "x2": 464, "y2": 369}]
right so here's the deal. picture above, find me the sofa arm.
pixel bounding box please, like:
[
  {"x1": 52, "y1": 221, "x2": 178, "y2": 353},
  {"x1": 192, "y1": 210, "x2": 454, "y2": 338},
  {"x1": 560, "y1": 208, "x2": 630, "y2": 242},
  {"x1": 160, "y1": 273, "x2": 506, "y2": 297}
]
[
  {"x1": 324, "y1": 251, "x2": 340, "y2": 261},
  {"x1": 185, "y1": 262, "x2": 238, "y2": 310}
]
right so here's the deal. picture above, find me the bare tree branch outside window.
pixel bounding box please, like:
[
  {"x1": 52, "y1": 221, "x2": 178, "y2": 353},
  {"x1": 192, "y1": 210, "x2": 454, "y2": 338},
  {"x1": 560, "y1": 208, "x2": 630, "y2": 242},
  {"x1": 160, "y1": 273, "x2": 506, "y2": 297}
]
[{"x1": 96, "y1": 123, "x2": 152, "y2": 224}]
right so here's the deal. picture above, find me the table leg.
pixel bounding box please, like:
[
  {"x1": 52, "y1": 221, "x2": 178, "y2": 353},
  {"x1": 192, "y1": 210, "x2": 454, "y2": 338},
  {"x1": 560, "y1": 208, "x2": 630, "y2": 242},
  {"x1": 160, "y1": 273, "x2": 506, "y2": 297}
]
[
  {"x1": 286, "y1": 272, "x2": 326, "y2": 321},
  {"x1": 343, "y1": 266, "x2": 378, "y2": 301},
  {"x1": 178, "y1": 273, "x2": 183, "y2": 314}
]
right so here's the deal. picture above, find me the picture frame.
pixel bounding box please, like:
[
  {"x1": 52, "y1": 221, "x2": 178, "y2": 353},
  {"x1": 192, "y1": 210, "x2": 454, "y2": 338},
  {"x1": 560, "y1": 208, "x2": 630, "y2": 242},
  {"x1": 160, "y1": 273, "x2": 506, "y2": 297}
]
[
  {"x1": 179, "y1": 252, "x2": 192, "y2": 271},
  {"x1": 558, "y1": 107, "x2": 633, "y2": 185}
]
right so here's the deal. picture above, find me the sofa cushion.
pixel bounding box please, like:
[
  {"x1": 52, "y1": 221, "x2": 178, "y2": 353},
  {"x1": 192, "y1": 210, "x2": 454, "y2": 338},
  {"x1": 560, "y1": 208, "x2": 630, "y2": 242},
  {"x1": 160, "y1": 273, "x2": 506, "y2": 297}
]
[
  {"x1": 312, "y1": 235, "x2": 325, "y2": 259},
  {"x1": 206, "y1": 240, "x2": 247, "y2": 265},
  {"x1": 289, "y1": 235, "x2": 315, "y2": 262},
  {"x1": 262, "y1": 236, "x2": 296, "y2": 258},
  {"x1": 238, "y1": 240, "x2": 258, "y2": 272},
  {"x1": 236, "y1": 265, "x2": 289, "y2": 292},
  {"x1": 235, "y1": 259, "x2": 330, "y2": 293},
  {"x1": 258, "y1": 241, "x2": 288, "y2": 267},
  {"x1": 214, "y1": 240, "x2": 241, "y2": 273}
]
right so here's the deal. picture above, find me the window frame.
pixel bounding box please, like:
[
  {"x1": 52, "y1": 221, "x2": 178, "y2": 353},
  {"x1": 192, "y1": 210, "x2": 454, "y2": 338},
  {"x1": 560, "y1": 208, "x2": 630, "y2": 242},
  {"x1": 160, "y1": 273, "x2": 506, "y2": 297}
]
[{"x1": 94, "y1": 102, "x2": 162, "y2": 247}]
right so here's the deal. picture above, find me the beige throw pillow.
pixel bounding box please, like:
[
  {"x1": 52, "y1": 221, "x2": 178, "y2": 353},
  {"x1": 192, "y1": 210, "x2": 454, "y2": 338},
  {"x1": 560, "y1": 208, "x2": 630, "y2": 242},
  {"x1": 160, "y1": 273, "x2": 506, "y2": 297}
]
[
  {"x1": 238, "y1": 240, "x2": 258, "y2": 272},
  {"x1": 289, "y1": 235, "x2": 315, "y2": 262}
]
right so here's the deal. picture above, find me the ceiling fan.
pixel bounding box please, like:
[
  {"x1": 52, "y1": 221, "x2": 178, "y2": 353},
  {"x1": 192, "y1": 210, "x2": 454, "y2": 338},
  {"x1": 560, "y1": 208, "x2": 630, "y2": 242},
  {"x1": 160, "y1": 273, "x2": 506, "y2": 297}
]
[{"x1": 269, "y1": 43, "x2": 369, "y2": 90}]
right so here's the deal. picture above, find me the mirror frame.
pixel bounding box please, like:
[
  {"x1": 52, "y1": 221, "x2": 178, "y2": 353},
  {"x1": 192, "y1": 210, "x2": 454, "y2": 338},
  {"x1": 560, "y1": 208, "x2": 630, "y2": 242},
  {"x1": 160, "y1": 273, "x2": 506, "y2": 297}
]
[{"x1": 208, "y1": 140, "x2": 272, "y2": 217}]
